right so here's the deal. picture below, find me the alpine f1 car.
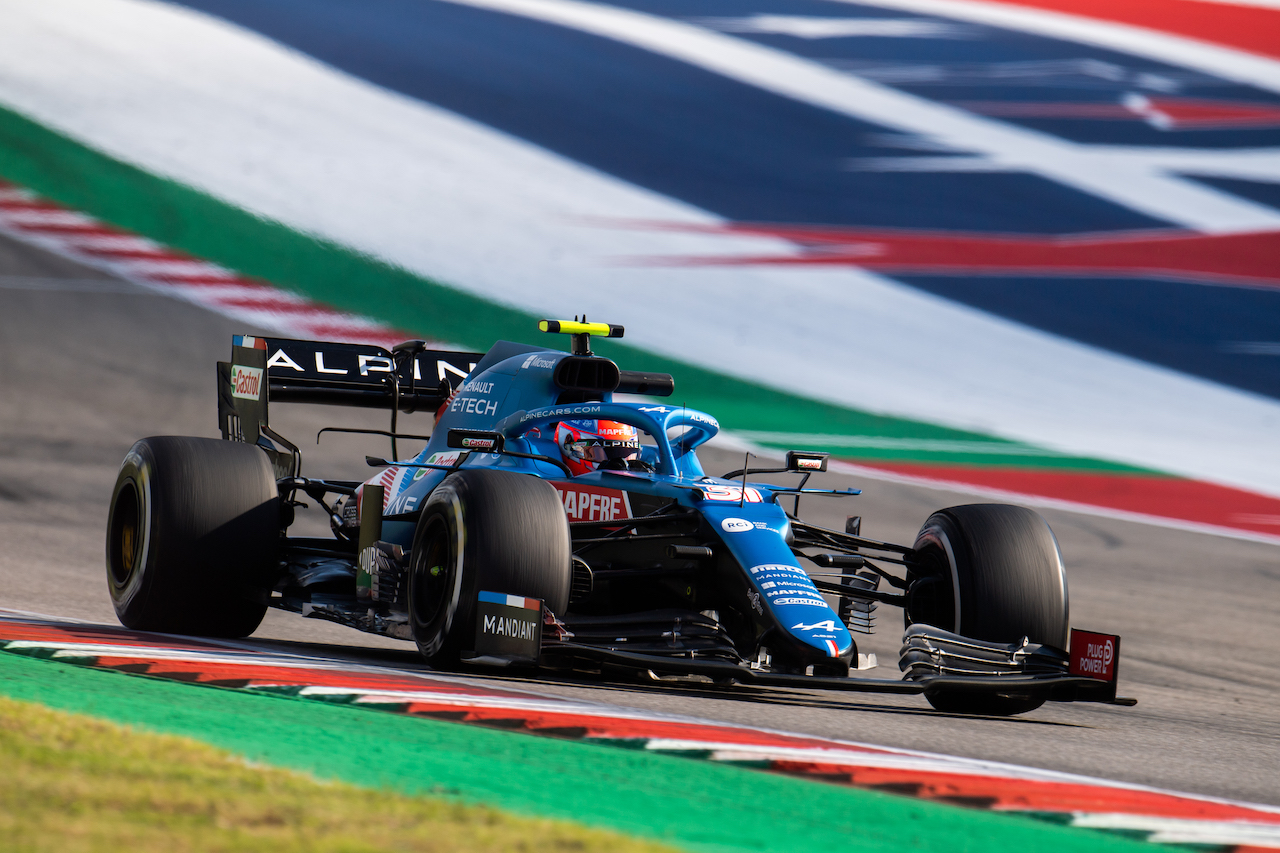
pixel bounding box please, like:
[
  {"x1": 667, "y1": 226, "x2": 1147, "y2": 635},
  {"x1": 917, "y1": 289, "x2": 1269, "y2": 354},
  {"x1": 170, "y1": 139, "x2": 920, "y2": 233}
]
[{"x1": 106, "y1": 321, "x2": 1132, "y2": 715}]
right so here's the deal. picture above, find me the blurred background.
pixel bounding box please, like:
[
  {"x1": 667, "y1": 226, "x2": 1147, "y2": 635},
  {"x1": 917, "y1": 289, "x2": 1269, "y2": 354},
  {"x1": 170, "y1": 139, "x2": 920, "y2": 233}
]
[
  {"x1": 4, "y1": 0, "x2": 1279, "y2": 539},
  {"x1": 1, "y1": 0, "x2": 1279, "y2": 809}
]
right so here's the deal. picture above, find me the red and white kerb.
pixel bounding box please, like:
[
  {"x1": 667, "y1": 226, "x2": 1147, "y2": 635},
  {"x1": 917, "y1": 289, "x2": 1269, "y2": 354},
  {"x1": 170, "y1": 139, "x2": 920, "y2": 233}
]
[{"x1": 0, "y1": 178, "x2": 448, "y2": 351}]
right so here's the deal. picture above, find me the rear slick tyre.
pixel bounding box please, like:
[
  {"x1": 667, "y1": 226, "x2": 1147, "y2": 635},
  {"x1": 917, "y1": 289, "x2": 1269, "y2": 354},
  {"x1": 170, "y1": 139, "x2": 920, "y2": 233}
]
[
  {"x1": 907, "y1": 503, "x2": 1069, "y2": 716},
  {"x1": 106, "y1": 436, "x2": 280, "y2": 637},
  {"x1": 408, "y1": 469, "x2": 571, "y2": 668}
]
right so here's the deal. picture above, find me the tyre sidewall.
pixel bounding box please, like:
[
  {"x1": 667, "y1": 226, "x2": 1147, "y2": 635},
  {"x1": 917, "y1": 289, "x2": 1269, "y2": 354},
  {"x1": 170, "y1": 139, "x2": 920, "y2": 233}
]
[
  {"x1": 910, "y1": 517, "x2": 965, "y2": 635},
  {"x1": 105, "y1": 436, "x2": 279, "y2": 636},
  {"x1": 409, "y1": 478, "x2": 470, "y2": 661},
  {"x1": 106, "y1": 444, "x2": 159, "y2": 624}
]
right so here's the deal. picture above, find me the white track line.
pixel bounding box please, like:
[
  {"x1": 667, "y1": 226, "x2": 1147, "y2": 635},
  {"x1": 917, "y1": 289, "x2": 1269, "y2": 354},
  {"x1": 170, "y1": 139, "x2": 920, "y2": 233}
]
[
  {"x1": 843, "y1": 0, "x2": 1280, "y2": 92},
  {"x1": 438, "y1": 0, "x2": 1280, "y2": 233}
]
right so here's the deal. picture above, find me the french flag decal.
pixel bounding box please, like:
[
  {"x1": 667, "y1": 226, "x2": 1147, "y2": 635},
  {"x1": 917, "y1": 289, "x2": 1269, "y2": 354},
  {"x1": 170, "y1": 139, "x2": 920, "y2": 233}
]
[
  {"x1": 478, "y1": 590, "x2": 542, "y2": 611},
  {"x1": 824, "y1": 639, "x2": 839, "y2": 657},
  {"x1": 232, "y1": 335, "x2": 267, "y2": 350}
]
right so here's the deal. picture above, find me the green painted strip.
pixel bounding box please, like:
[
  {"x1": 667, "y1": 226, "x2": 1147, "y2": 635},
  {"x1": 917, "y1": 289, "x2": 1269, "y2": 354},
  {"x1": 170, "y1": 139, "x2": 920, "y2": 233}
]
[
  {"x1": 736, "y1": 432, "x2": 1060, "y2": 455},
  {"x1": 0, "y1": 104, "x2": 1146, "y2": 474},
  {"x1": 734, "y1": 431, "x2": 1154, "y2": 471},
  {"x1": 0, "y1": 651, "x2": 1174, "y2": 853}
]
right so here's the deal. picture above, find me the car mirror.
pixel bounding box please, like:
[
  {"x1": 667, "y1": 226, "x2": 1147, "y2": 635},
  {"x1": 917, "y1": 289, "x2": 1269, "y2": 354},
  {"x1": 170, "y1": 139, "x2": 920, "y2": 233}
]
[{"x1": 786, "y1": 451, "x2": 829, "y2": 473}]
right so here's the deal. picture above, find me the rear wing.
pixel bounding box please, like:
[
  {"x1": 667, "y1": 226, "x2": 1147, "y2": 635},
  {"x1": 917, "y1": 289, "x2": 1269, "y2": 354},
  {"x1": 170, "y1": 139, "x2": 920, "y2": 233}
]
[{"x1": 218, "y1": 335, "x2": 482, "y2": 451}]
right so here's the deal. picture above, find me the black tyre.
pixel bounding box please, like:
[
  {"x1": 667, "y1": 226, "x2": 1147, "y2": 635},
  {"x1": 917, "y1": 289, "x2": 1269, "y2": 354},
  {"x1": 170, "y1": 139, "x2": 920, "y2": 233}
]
[
  {"x1": 408, "y1": 469, "x2": 571, "y2": 667},
  {"x1": 907, "y1": 504, "x2": 1069, "y2": 716},
  {"x1": 106, "y1": 436, "x2": 280, "y2": 637}
]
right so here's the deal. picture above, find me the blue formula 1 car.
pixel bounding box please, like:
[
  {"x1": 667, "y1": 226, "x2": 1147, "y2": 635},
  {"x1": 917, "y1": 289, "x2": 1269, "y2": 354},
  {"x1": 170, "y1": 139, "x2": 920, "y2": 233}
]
[{"x1": 106, "y1": 320, "x2": 1132, "y2": 715}]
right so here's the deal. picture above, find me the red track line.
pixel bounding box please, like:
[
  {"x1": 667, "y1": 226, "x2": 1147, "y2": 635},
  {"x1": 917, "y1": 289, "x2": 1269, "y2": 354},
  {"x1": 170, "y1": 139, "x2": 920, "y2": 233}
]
[
  {"x1": 0, "y1": 177, "x2": 436, "y2": 349},
  {"x1": 663, "y1": 223, "x2": 1280, "y2": 291},
  {"x1": 769, "y1": 761, "x2": 1280, "y2": 823},
  {"x1": 979, "y1": 0, "x2": 1280, "y2": 60},
  {"x1": 93, "y1": 659, "x2": 527, "y2": 698},
  {"x1": 961, "y1": 96, "x2": 1280, "y2": 129},
  {"x1": 399, "y1": 701, "x2": 893, "y2": 751},
  {"x1": 852, "y1": 462, "x2": 1280, "y2": 538},
  {"x1": 0, "y1": 619, "x2": 232, "y2": 652}
]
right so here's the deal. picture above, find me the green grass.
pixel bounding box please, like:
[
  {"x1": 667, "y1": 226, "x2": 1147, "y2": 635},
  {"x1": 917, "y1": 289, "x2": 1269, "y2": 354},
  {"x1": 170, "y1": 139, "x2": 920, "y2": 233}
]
[{"x1": 0, "y1": 694, "x2": 683, "y2": 853}]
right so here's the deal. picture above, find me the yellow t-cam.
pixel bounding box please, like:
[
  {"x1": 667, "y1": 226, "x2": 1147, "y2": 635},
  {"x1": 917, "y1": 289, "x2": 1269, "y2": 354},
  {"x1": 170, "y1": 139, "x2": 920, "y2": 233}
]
[{"x1": 538, "y1": 319, "x2": 624, "y2": 355}]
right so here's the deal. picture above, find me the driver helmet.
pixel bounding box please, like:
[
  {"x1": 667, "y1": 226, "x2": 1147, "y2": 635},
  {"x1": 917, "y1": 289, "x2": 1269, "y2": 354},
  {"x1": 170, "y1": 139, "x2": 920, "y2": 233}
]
[{"x1": 557, "y1": 419, "x2": 640, "y2": 476}]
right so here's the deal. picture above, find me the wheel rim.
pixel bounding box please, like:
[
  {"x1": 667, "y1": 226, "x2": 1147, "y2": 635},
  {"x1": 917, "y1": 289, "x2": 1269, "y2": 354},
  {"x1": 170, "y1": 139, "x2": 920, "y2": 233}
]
[
  {"x1": 108, "y1": 481, "x2": 142, "y2": 588},
  {"x1": 411, "y1": 514, "x2": 455, "y2": 639}
]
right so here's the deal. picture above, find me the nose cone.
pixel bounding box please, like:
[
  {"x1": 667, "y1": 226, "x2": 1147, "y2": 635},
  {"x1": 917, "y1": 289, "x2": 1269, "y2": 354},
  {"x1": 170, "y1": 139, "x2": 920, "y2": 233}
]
[
  {"x1": 705, "y1": 505, "x2": 854, "y2": 665},
  {"x1": 745, "y1": 561, "x2": 855, "y2": 662}
]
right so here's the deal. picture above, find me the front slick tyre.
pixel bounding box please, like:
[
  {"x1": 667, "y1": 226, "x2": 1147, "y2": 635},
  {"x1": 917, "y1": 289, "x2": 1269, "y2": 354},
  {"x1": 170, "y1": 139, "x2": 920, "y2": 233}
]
[
  {"x1": 106, "y1": 436, "x2": 280, "y2": 637},
  {"x1": 909, "y1": 504, "x2": 1069, "y2": 716},
  {"x1": 408, "y1": 469, "x2": 571, "y2": 668}
]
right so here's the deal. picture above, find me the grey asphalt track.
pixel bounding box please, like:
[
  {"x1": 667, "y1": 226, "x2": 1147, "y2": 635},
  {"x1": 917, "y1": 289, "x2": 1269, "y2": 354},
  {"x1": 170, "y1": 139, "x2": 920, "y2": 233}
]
[{"x1": 2, "y1": 230, "x2": 1278, "y2": 806}]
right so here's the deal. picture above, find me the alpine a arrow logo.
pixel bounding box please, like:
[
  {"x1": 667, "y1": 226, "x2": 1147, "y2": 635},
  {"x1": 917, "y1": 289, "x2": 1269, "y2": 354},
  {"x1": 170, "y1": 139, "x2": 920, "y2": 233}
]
[{"x1": 792, "y1": 620, "x2": 839, "y2": 632}]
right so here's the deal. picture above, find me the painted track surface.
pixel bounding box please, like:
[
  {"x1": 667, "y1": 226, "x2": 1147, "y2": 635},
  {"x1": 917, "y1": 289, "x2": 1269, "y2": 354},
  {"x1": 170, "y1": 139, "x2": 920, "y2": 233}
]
[
  {"x1": 3, "y1": 234, "x2": 1278, "y2": 808},
  {"x1": 4, "y1": 0, "x2": 1279, "y2": 506},
  {"x1": 109, "y1": 0, "x2": 1280, "y2": 404},
  {"x1": 167, "y1": 0, "x2": 1279, "y2": 399}
]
